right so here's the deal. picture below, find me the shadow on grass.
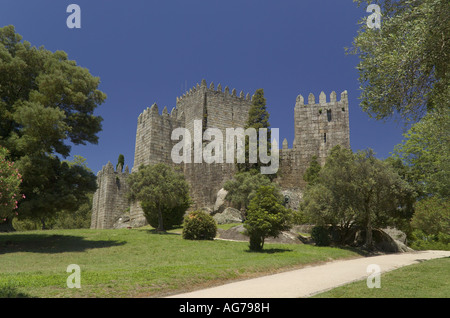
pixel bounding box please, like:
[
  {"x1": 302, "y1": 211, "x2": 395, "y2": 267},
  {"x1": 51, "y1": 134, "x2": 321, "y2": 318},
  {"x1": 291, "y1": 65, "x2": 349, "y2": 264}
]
[
  {"x1": 144, "y1": 229, "x2": 181, "y2": 235},
  {"x1": 0, "y1": 234, "x2": 126, "y2": 254},
  {"x1": 0, "y1": 286, "x2": 34, "y2": 298},
  {"x1": 245, "y1": 248, "x2": 294, "y2": 254}
]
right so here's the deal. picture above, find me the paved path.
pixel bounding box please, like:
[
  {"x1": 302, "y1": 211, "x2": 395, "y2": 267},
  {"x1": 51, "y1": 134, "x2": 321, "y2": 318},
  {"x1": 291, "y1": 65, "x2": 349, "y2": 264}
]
[{"x1": 168, "y1": 250, "x2": 450, "y2": 298}]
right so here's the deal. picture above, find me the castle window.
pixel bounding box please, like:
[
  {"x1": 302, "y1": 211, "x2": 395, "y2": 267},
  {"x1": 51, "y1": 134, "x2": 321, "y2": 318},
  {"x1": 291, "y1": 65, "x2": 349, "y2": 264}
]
[
  {"x1": 327, "y1": 109, "x2": 332, "y2": 122},
  {"x1": 324, "y1": 133, "x2": 327, "y2": 143}
]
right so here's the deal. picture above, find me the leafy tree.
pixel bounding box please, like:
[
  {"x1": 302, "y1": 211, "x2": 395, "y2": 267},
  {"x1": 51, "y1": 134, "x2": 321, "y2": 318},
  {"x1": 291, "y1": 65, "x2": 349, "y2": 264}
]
[
  {"x1": 383, "y1": 156, "x2": 418, "y2": 232},
  {"x1": 244, "y1": 185, "x2": 292, "y2": 251},
  {"x1": 410, "y1": 196, "x2": 450, "y2": 250},
  {"x1": 0, "y1": 146, "x2": 23, "y2": 231},
  {"x1": 223, "y1": 170, "x2": 272, "y2": 218},
  {"x1": 16, "y1": 154, "x2": 97, "y2": 229},
  {"x1": 349, "y1": 0, "x2": 449, "y2": 122},
  {"x1": 411, "y1": 196, "x2": 449, "y2": 237},
  {"x1": 52, "y1": 192, "x2": 94, "y2": 229},
  {"x1": 303, "y1": 155, "x2": 321, "y2": 187},
  {"x1": 393, "y1": 108, "x2": 449, "y2": 198},
  {"x1": 127, "y1": 163, "x2": 191, "y2": 232},
  {"x1": 302, "y1": 146, "x2": 414, "y2": 248},
  {"x1": 0, "y1": 25, "x2": 105, "y2": 222},
  {"x1": 301, "y1": 147, "x2": 358, "y2": 237}
]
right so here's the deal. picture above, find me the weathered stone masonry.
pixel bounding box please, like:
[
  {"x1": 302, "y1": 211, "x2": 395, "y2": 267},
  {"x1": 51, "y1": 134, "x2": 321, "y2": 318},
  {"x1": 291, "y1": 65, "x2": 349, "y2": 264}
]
[
  {"x1": 91, "y1": 162, "x2": 130, "y2": 229},
  {"x1": 90, "y1": 79, "x2": 350, "y2": 229}
]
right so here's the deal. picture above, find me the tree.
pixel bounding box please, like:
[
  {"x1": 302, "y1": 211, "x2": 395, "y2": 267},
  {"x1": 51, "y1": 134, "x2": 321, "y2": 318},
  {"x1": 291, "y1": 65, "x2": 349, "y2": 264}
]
[
  {"x1": 238, "y1": 88, "x2": 272, "y2": 174},
  {"x1": 410, "y1": 196, "x2": 450, "y2": 250},
  {"x1": 411, "y1": 196, "x2": 449, "y2": 237},
  {"x1": 244, "y1": 185, "x2": 292, "y2": 251},
  {"x1": 303, "y1": 155, "x2": 321, "y2": 187},
  {"x1": 0, "y1": 146, "x2": 23, "y2": 231},
  {"x1": 302, "y1": 146, "x2": 414, "y2": 248},
  {"x1": 223, "y1": 170, "x2": 272, "y2": 218},
  {"x1": 393, "y1": 108, "x2": 449, "y2": 198},
  {"x1": 127, "y1": 163, "x2": 191, "y2": 232},
  {"x1": 0, "y1": 25, "x2": 105, "y2": 222},
  {"x1": 16, "y1": 154, "x2": 97, "y2": 229},
  {"x1": 116, "y1": 154, "x2": 125, "y2": 172},
  {"x1": 301, "y1": 146, "x2": 359, "y2": 238},
  {"x1": 349, "y1": 0, "x2": 449, "y2": 123}
]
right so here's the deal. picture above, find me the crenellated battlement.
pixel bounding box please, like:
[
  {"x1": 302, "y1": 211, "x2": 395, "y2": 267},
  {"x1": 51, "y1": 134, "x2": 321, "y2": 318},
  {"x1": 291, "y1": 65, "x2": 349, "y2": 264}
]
[
  {"x1": 295, "y1": 90, "x2": 348, "y2": 107},
  {"x1": 137, "y1": 102, "x2": 184, "y2": 126},
  {"x1": 176, "y1": 79, "x2": 252, "y2": 104},
  {"x1": 91, "y1": 80, "x2": 350, "y2": 229},
  {"x1": 97, "y1": 161, "x2": 129, "y2": 177}
]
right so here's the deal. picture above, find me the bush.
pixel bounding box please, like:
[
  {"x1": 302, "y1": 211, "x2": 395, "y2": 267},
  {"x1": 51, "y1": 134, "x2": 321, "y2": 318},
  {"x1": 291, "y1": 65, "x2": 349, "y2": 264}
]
[
  {"x1": 409, "y1": 197, "x2": 450, "y2": 251},
  {"x1": 142, "y1": 201, "x2": 187, "y2": 231},
  {"x1": 182, "y1": 210, "x2": 217, "y2": 240},
  {"x1": 244, "y1": 185, "x2": 292, "y2": 251},
  {"x1": 311, "y1": 226, "x2": 331, "y2": 246},
  {"x1": 411, "y1": 197, "x2": 449, "y2": 236},
  {"x1": 410, "y1": 230, "x2": 450, "y2": 251}
]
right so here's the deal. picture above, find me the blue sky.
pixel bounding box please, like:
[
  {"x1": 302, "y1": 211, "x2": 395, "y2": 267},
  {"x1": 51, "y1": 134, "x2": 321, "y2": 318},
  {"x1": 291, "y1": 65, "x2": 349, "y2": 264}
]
[{"x1": 1, "y1": 0, "x2": 407, "y2": 174}]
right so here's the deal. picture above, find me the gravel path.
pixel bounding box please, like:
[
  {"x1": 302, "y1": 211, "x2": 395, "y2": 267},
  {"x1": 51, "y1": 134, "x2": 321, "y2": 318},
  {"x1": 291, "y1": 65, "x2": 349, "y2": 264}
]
[{"x1": 167, "y1": 250, "x2": 450, "y2": 298}]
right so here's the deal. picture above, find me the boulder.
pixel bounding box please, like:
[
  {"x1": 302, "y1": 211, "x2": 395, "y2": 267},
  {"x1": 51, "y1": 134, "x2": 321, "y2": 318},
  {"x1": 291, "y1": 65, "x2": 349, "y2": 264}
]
[
  {"x1": 281, "y1": 189, "x2": 302, "y2": 210},
  {"x1": 353, "y1": 228, "x2": 414, "y2": 253},
  {"x1": 113, "y1": 214, "x2": 131, "y2": 229},
  {"x1": 213, "y1": 188, "x2": 228, "y2": 213},
  {"x1": 217, "y1": 224, "x2": 303, "y2": 244},
  {"x1": 382, "y1": 227, "x2": 407, "y2": 244},
  {"x1": 213, "y1": 207, "x2": 243, "y2": 224}
]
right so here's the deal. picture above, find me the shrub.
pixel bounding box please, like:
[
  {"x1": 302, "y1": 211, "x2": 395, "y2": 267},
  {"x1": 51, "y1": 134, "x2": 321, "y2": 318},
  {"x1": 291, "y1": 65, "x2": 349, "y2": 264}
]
[
  {"x1": 182, "y1": 210, "x2": 217, "y2": 240},
  {"x1": 244, "y1": 185, "x2": 292, "y2": 251},
  {"x1": 127, "y1": 163, "x2": 191, "y2": 232},
  {"x1": 311, "y1": 225, "x2": 331, "y2": 246},
  {"x1": 410, "y1": 230, "x2": 450, "y2": 251},
  {"x1": 409, "y1": 197, "x2": 449, "y2": 251},
  {"x1": 0, "y1": 146, "x2": 23, "y2": 222},
  {"x1": 142, "y1": 201, "x2": 188, "y2": 231}
]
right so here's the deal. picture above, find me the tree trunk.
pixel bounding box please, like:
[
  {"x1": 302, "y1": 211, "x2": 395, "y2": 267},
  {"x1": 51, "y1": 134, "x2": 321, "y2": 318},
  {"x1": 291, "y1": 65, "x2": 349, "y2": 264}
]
[
  {"x1": 0, "y1": 217, "x2": 16, "y2": 232},
  {"x1": 157, "y1": 205, "x2": 164, "y2": 232},
  {"x1": 366, "y1": 216, "x2": 373, "y2": 249}
]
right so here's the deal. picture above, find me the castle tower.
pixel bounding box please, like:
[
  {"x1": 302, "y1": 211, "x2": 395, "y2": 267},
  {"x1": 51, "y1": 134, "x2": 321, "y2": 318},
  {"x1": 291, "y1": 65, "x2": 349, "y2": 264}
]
[
  {"x1": 129, "y1": 80, "x2": 253, "y2": 227},
  {"x1": 277, "y1": 91, "x2": 350, "y2": 191},
  {"x1": 294, "y1": 90, "x2": 350, "y2": 165},
  {"x1": 92, "y1": 81, "x2": 351, "y2": 229},
  {"x1": 91, "y1": 162, "x2": 130, "y2": 229}
]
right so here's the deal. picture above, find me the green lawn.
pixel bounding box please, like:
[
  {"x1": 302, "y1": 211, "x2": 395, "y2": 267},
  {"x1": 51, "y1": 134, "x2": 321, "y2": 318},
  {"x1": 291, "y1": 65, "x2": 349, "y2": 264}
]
[
  {"x1": 0, "y1": 226, "x2": 359, "y2": 298},
  {"x1": 313, "y1": 257, "x2": 450, "y2": 298}
]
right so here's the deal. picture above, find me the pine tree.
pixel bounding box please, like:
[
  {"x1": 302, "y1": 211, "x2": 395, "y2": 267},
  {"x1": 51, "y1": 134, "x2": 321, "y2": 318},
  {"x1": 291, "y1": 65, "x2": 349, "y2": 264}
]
[{"x1": 238, "y1": 89, "x2": 272, "y2": 173}]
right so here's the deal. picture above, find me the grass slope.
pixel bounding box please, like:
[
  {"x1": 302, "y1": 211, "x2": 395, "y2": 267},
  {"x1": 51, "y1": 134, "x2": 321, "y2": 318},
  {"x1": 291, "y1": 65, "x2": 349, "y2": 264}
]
[
  {"x1": 0, "y1": 226, "x2": 358, "y2": 298},
  {"x1": 313, "y1": 257, "x2": 450, "y2": 298}
]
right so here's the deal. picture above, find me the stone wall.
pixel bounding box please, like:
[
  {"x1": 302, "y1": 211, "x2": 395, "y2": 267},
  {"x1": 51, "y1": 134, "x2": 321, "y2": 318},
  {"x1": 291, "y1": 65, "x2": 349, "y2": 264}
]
[
  {"x1": 276, "y1": 90, "x2": 350, "y2": 194},
  {"x1": 91, "y1": 162, "x2": 130, "y2": 229},
  {"x1": 91, "y1": 81, "x2": 350, "y2": 229},
  {"x1": 128, "y1": 80, "x2": 253, "y2": 227}
]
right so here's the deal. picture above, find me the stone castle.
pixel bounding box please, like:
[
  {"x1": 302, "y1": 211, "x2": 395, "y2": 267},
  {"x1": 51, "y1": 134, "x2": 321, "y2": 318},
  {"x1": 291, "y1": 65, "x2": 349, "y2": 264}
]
[{"x1": 91, "y1": 79, "x2": 350, "y2": 229}]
